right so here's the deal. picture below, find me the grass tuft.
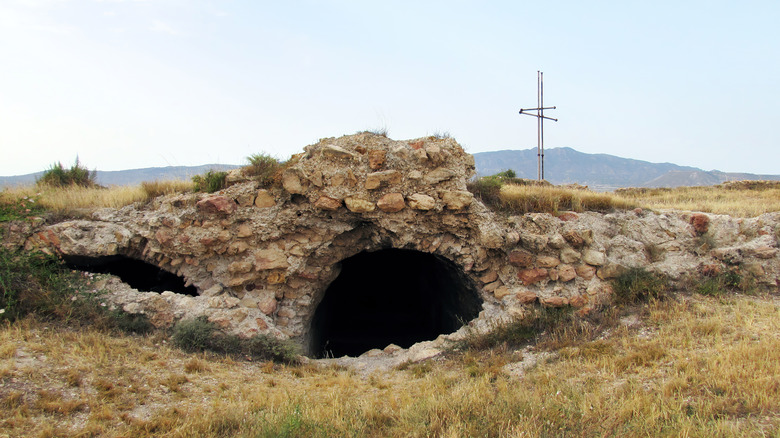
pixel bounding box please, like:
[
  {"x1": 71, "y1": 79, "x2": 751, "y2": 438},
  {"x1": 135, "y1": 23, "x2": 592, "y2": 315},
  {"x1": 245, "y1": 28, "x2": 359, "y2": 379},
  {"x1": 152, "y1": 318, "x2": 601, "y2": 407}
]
[
  {"x1": 192, "y1": 170, "x2": 228, "y2": 193},
  {"x1": 244, "y1": 153, "x2": 286, "y2": 188},
  {"x1": 140, "y1": 180, "x2": 193, "y2": 198},
  {"x1": 36, "y1": 157, "x2": 98, "y2": 188},
  {"x1": 455, "y1": 305, "x2": 581, "y2": 352},
  {"x1": 172, "y1": 316, "x2": 299, "y2": 363},
  {"x1": 612, "y1": 267, "x2": 668, "y2": 304}
]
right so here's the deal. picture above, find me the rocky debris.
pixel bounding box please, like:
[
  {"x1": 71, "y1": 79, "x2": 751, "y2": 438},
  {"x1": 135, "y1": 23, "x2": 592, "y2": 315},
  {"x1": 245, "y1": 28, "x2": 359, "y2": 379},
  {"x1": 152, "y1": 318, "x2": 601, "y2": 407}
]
[{"x1": 5, "y1": 132, "x2": 780, "y2": 358}]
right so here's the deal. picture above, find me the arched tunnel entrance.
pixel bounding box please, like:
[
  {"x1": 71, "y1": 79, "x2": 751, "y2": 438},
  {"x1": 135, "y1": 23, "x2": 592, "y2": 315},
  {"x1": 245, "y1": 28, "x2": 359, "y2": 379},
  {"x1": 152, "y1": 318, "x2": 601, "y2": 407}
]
[
  {"x1": 309, "y1": 249, "x2": 483, "y2": 358},
  {"x1": 63, "y1": 255, "x2": 198, "y2": 296}
]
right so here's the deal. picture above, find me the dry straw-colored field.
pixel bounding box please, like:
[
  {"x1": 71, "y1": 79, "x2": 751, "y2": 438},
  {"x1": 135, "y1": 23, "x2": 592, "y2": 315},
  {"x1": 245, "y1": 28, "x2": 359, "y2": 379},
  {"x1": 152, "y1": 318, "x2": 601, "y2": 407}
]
[
  {"x1": 495, "y1": 180, "x2": 780, "y2": 217},
  {"x1": 1, "y1": 295, "x2": 778, "y2": 437}
]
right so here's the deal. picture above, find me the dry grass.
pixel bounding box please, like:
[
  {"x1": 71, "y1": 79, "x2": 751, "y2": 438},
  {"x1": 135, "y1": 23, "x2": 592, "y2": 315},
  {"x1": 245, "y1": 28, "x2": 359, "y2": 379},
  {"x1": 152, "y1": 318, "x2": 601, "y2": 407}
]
[
  {"x1": 3, "y1": 185, "x2": 147, "y2": 212},
  {"x1": 616, "y1": 183, "x2": 780, "y2": 217},
  {"x1": 140, "y1": 179, "x2": 193, "y2": 199},
  {"x1": 500, "y1": 183, "x2": 635, "y2": 214},
  {"x1": 2, "y1": 294, "x2": 778, "y2": 437},
  {"x1": 2, "y1": 179, "x2": 194, "y2": 215},
  {"x1": 482, "y1": 180, "x2": 780, "y2": 217}
]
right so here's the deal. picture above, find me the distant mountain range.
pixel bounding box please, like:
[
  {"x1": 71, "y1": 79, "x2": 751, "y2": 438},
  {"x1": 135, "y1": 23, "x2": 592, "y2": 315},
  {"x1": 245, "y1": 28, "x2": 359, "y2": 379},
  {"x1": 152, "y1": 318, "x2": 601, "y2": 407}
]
[
  {"x1": 473, "y1": 147, "x2": 780, "y2": 191},
  {"x1": 2, "y1": 148, "x2": 777, "y2": 191},
  {"x1": 0, "y1": 164, "x2": 240, "y2": 188}
]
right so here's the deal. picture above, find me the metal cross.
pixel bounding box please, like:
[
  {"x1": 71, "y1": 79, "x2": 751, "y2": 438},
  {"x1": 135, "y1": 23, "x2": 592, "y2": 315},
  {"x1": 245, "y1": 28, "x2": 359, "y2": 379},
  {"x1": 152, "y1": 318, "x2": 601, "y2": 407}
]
[{"x1": 519, "y1": 71, "x2": 558, "y2": 181}]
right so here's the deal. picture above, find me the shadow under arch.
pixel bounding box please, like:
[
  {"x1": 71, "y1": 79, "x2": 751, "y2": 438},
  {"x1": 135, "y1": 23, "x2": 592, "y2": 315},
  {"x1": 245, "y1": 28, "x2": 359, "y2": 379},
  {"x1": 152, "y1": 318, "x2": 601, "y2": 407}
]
[{"x1": 308, "y1": 248, "x2": 482, "y2": 358}]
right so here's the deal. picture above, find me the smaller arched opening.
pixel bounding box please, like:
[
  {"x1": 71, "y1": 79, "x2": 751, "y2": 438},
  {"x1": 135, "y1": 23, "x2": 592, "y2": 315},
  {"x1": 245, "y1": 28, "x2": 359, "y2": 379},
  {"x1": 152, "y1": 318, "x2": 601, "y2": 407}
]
[
  {"x1": 63, "y1": 255, "x2": 198, "y2": 296},
  {"x1": 309, "y1": 249, "x2": 482, "y2": 358}
]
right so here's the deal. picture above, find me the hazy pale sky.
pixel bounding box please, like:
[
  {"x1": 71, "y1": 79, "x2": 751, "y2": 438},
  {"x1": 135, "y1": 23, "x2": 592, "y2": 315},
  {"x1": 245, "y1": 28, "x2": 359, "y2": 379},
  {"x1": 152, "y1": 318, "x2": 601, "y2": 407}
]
[{"x1": 1, "y1": 0, "x2": 779, "y2": 177}]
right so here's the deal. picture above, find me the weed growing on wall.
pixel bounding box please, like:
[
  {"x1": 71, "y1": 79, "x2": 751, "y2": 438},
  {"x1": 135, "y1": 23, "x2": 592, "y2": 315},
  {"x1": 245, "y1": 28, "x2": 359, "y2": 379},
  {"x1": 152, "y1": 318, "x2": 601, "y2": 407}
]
[
  {"x1": 192, "y1": 170, "x2": 228, "y2": 193},
  {"x1": 245, "y1": 153, "x2": 284, "y2": 188}
]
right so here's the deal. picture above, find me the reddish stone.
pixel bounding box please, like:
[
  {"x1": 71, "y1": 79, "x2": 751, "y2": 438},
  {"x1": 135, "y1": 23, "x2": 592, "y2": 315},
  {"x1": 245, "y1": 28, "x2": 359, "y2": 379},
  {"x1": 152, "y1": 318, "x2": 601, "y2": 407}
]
[
  {"x1": 518, "y1": 267, "x2": 548, "y2": 285},
  {"x1": 314, "y1": 196, "x2": 342, "y2": 211},
  {"x1": 537, "y1": 256, "x2": 560, "y2": 268},
  {"x1": 368, "y1": 150, "x2": 387, "y2": 170},
  {"x1": 541, "y1": 296, "x2": 569, "y2": 307},
  {"x1": 410, "y1": 140, "x2": 425, "y2": 150},
  {"x1": 199, "y1": 237, "x2": 217, "y2": 246},
  {"x1": 479, "y1": 270, "x2": 498, "y2": 284},
  {"x1": 562, "y1": 230, "x2": 585, "y2": 248},
  {"x1": 569, "y1": 295, "x2": 588, "y2": 308},
  {"x1": 37, "y1": 229, "x2": 60, "y2": 247},
  {"x1": 557, "y1": 264, "x2": 577, "y2": 282},
  {"x1": 557, "y1": 212, "x2": 579, "y2": 222},
  {"x1": 196, "y1": 196, "x2": 238, "y2": 215},
  {"x1": 155, "y1": 228, "x2": 174, "y2": 245},
  {"x1": 516, "y1": 290, "x2": 538, "y2": 304},
  {"x1": 508, "y1": 249, "x2": 534, "y2": 267},
  {"x1": 376, "y1": 193, "x2": 405, "y2": 212},
  {"x1": 575, "y1": 264, "x2": 597, "y2": 280},
  {"x1": 690, "y1": 213, "x2": 710, "y2": 234}
]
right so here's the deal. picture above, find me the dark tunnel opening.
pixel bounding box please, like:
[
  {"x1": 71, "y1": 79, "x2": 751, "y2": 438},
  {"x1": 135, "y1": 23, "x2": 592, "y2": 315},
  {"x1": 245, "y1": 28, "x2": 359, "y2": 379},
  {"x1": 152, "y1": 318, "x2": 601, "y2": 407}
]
[
  {"x1": 63, "y1": 255, "x2": 198, "y2": 296},
  {"x1": 309, "y1": 249, "x2": 483, "y2": 358}
]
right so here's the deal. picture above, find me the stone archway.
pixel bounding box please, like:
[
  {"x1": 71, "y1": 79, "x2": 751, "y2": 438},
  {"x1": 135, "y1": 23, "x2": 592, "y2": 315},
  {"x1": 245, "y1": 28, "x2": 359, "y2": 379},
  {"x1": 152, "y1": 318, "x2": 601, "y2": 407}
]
[
  {"x1": 63, "y1": 254, "x2": 198, "y2": 296},
  {"x1": 308, "y1": 248, "x2": 482, "y2": 358}
]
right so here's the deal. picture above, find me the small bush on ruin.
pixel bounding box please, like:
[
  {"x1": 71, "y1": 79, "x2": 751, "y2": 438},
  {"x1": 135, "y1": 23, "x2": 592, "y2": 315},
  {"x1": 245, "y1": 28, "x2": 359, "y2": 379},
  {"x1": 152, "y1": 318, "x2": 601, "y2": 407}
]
[
  {"x1": 171, "y1": 316, "x2": 299, "y2": 363},
  {"x1": 697, "y1": 268, "x2": 754, "y2": 296},
  {"x1": 192, "y1": 170, "x2": 228, "y2": 193},
  {"x1": 612, "y1": 267, "x2": 668, "y2": 305},
  {"x1": 361, "y1": 127, "x2": 388, "y2": 137},
  {"x1": 244, "y1": 153, "x2": 284, "y2": 188},
  {"x1": 37, "y1": 158, "x2": 98, "y2": 188}
]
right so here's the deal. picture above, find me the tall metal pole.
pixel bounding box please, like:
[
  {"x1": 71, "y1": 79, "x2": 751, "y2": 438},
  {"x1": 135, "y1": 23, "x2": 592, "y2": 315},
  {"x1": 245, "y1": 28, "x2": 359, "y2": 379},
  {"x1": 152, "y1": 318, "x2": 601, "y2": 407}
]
[
  {"x1": 540, "y1": 71, "x2": 545, "y2": 181},
  {"x1": 537, "y1": 71, "x2": 541, "y2": 181},
  {"x1": 519, "y1": 71, "x2": 557, "y2": 182}
]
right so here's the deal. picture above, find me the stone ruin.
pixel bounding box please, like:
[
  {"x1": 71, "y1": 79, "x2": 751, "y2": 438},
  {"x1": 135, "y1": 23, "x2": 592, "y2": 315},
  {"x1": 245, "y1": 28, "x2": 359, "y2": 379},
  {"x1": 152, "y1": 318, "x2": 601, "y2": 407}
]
[{"x1": 5, "y1": 132, "x2": 780, "y2": 359}]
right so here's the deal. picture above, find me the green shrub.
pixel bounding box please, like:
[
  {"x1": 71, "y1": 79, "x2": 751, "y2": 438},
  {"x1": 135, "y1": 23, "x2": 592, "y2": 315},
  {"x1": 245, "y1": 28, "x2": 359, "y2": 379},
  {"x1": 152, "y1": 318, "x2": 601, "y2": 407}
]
[
  {"x1": 245, "y1": 153, "x2": 283, "y2": 188},
  {"x1": 172, "y1": 316, "x2": 216, "y2": 352},
  {"x1": 697, "y1": 268, "x2": 753, "y2": 296},
  {"x1": 37, "y1": 158, "x2": 98, "y2": 188},
  {"x1": 172, "y1": 316, "x2": 299, "y2": 363},
  {"x1": 192, "y1": 170, "x2": 228, "y2": 193},
  {"x1": 612, "y1": 267, "x2": 668, "y2": 304},
  {"x1": 696, "y1": 278, "x2": 724, "y2": 297},
  {"x1": 110, "y1": 310, "x2": 154, "y2": 334}
]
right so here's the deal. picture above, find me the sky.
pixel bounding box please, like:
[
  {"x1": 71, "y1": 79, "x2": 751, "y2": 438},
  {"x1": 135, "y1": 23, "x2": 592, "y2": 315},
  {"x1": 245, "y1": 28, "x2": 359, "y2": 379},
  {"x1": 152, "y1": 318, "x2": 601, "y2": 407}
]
[{"x1": 1, "y1": 0, "x2": 779, "y2": 177}]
